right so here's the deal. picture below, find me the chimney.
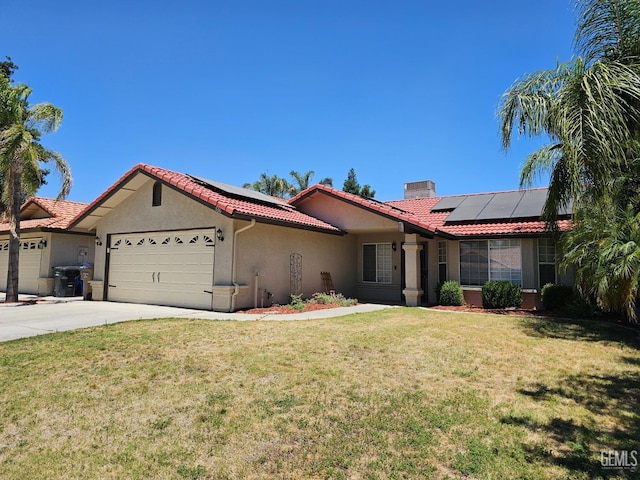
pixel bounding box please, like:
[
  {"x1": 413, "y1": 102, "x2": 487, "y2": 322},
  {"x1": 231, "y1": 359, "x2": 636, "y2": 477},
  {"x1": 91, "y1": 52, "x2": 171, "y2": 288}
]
[{"x1": 404, "y1": 180, "x2": 436, "y2": 199}]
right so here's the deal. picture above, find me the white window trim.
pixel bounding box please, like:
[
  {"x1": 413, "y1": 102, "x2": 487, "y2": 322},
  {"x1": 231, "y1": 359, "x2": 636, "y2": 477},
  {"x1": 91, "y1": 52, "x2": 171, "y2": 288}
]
[{"x1": 362, "y1": 243, "x2": 393, "y2": 284}]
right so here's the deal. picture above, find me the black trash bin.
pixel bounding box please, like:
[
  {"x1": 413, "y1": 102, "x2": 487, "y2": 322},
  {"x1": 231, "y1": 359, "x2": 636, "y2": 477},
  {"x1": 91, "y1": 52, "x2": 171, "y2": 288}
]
[{"x1": 53, "y1": 266, "x2": 82, "y2": 297}]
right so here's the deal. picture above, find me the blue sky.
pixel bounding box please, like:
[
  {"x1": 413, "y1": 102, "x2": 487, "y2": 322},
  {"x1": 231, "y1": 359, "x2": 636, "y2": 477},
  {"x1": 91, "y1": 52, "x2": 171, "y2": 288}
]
[{"x1": 6, "y1": 0, "x2": 576, "y2": 203}]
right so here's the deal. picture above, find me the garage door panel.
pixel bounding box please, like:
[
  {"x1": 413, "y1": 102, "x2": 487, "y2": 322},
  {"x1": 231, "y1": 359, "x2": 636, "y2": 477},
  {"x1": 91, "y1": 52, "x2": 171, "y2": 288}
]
[
  {"x1": 0, "y1": 238, "x2": 42, "y2": 294},
  {"x1": 107, "y1": 229, "x2": 215, "y2": 309}
]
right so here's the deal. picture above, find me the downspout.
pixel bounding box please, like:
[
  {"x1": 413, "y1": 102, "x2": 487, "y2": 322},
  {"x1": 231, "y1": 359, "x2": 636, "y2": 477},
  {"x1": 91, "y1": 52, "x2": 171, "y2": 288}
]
[{"x1": 230, "y1": 219, "x2": 256, "y2": 311}]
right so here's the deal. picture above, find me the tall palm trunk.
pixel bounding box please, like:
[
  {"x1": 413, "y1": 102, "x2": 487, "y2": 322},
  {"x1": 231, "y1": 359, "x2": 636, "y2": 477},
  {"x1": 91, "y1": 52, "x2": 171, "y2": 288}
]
[{"x1": 5, "y1": 166, "x2": 22, "y2": 302}]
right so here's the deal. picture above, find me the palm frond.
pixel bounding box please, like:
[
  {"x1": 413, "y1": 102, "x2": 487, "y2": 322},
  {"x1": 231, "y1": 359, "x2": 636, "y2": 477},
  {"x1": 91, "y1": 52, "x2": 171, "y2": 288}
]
[
  {"x1": 27, "y1": 103, "x2": 63, "y2": 134},
  {"x1": 576, "y1": 0, "x2": 640, "y2": 64}
]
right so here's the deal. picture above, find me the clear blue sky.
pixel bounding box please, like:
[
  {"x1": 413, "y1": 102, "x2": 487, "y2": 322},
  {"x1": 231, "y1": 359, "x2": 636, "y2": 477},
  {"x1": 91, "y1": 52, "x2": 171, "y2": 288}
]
[{"x1": 6, "y1": 0, "x2": 576, "y2": 203}]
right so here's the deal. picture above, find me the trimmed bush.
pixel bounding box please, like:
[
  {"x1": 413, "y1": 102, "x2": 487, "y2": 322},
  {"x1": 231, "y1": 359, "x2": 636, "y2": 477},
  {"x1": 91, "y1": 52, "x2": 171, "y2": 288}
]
[
  {"x1": 541, "y1": 283, "x2": 574, "y2": 310},
  {"x1": 481, "y1": 281, "x2": 522, "y2": 309},
  {"x1": 438, "y1": 280, "x2": 465, "y2": 306}
]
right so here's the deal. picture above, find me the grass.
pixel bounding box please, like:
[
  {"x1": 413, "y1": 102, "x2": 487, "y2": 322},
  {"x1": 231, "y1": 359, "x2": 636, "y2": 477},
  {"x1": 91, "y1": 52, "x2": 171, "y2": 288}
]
[{"x1": 0, "y1": 309, "x2": 639, "y2": 479}]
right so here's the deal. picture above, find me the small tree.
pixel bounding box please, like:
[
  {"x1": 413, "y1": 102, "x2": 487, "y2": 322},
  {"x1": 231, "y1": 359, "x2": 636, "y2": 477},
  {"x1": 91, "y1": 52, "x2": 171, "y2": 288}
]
[{"x1": 342, "y1": 168, "x2": 375, "y2": 198}]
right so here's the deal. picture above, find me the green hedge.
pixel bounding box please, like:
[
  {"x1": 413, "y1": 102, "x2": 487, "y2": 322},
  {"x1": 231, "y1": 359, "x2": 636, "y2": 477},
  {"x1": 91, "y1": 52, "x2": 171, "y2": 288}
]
[
  {"x1": 481, "y1": 281, "x2": 522, "y2": 309},
  {"x1": 438, "y1": 280, "x2": 465, "y2": 306},
  {"x1": 540, "y1": 283, "x2": 574, "y2": 310}
]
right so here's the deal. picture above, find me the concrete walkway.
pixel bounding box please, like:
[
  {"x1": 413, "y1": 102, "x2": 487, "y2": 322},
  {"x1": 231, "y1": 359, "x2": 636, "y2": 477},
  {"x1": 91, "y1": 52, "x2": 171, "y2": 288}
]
[{"x1": 0, "y1": 294, "x2": 394, "y2": 342}]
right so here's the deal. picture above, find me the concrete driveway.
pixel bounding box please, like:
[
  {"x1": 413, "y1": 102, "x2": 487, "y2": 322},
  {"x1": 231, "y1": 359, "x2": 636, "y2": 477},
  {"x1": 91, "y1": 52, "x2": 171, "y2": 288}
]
[{"x1": 0, "y1": 294, "x2": 393, "y2": 342}]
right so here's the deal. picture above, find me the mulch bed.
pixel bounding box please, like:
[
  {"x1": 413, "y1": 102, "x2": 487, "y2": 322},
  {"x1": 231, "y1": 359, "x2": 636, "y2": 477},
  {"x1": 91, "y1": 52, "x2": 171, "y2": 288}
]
[{"x1": 241, "y1": 303, "x2": 347, "y2": 315}]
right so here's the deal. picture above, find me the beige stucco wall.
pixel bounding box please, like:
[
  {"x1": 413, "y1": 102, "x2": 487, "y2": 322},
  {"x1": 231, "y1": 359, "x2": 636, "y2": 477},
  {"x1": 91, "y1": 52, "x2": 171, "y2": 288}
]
[
  {"x1": 230, "y1": 220, "x2": 356, "y2": 309},
  {"x1": 47, "y1": 233, "x2": 95, "y2": 270},
  {"x1": 92, "y1": 179, "x2": 234, "y2": 285},
  {"x1": 295, "y1": 194, "x2": 400, "y2": 232}
]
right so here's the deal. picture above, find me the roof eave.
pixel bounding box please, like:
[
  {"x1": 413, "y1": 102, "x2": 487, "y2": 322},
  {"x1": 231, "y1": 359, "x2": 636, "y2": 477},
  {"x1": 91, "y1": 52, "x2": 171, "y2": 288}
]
[
  {"x1": 231, "y1": 212, "x2": 345, "y2": 236},
  {"x1": 294, "y1": 188, "x2": 437, "y2": 237}
]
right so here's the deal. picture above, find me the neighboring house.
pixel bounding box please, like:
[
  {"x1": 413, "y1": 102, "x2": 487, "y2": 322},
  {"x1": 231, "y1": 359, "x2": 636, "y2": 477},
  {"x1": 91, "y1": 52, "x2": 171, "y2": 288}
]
[
  {"x1": 68, "y1": 163, "x2": 572, "y2": 312},
  {"x1": 0, "y1": 197, "x2": 94, "y2": 295}
]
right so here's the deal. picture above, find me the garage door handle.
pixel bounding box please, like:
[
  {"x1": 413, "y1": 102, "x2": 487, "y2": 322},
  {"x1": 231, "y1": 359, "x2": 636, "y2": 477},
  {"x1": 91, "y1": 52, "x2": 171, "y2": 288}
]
[
  {"x1": 157, "y1": 272, "x2": 161, "y2": 283},
  {"x1": 108, "y1": 284, "x2": 117, "y2": 288},
  {"x1": 203, "y1": 290, "x2": 213, "y2": 294},
  {"x1": 152, "y1": 272, "x2": 155, "y2": 283}
]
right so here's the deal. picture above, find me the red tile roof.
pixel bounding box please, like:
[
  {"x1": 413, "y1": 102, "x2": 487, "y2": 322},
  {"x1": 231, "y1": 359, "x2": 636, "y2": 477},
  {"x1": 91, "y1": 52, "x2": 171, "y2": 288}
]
[
  {"x1": 72, "y1": 164, "x2": 343, "y2": 234},
  {"x1": 0, "y1": 197, "x2": 88, "y2": 233},
  {"x1": 292, "y1": 185, "x2": 572, "y2": 237},
  {"x1": 389, "y1": 197, "x2": 572, "y2": 237},
  {"x1": 68, "y1": 163, "x2": 570, "y2": 238},
  {"x1": 289, "y1": 184, "x2": 440, "y2": 235}
]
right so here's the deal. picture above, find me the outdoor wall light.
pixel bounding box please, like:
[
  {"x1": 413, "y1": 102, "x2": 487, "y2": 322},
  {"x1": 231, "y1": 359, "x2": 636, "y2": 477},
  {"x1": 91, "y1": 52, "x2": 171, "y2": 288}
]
[
  {"x1": 392, "y1": 241, "x2": 397, "y2": 252},
  {"x1": 38, "y1": 239, "x2": 47, "y2": 249},
  {"x1": 216, "y1": 228, "x2": 224, "y2": 242},
  {"x1": 95, "y1": 236, "x2": 102, "y2": 246}
]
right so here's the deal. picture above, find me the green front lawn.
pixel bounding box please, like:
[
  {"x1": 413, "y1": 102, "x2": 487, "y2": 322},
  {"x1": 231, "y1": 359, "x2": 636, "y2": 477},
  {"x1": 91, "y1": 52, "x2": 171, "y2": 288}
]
[{"x1": 0, "y1": 309, "x2": 638, "y2": 479}]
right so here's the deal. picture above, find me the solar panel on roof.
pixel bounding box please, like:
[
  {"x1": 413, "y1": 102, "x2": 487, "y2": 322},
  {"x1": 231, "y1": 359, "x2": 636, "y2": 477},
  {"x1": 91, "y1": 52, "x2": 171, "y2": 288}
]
[
  {"x1": 475, "y1": 191, "x2": 524, "y2": 220},
  {"x1": 445, "y1": 193, "x2": 495, "y2": 222},
  {"x1": 188, "y1": 175, "x2": 292, "y2": 208},
  {"x1": 511, "y1": 189, "x2": 547, "y2": 218},
  {"x1": 431, "y1": 196, "x2": 467, "y2": 211},
  {"x1": 441, "y1": 189, "x2": 568, "y2": 222}
]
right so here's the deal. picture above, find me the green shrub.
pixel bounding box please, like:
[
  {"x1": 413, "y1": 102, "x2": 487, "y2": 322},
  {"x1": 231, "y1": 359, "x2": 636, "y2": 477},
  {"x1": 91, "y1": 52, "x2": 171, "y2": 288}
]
[
  {"x1": 439, "y1": 280, "x2": 464, "y2": 306},
  {"x1": 541, "y1": 283, "x2": 574, "y2": 310},
  {"x1": 561, "y1": 296, "x2": 598, "y2": 318},
  {"x1": 310, "y1": 292, "x2": 357, "y2": 307},
  {"x1": 481, "y1": 281, "x2": 522, "y2": 309},
  {"x1": 289, "y1": 293, "x2": 306, "y2": 312}
]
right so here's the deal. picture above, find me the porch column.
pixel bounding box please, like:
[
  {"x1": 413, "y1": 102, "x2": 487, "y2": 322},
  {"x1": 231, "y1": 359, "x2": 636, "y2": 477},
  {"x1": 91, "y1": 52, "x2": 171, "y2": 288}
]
[{"x1": 402, "y1": 234, "x2": 423, "y2": 307}]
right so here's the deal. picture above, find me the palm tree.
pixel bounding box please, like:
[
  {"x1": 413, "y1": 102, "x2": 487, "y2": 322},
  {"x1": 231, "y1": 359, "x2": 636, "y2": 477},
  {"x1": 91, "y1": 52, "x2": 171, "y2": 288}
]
[
  {"x1": 561, "y1": 194, "x2": 640, "y2": 321},
  {"x1": 499, "y1": 0, "x2": 640, "y2": 321},
  {"x1": 288, "y1": 170, "x2": 332, "y2": 196},
  {"x1": 0, "y1": 74, "x2": 71, "y2": 302},
  {"x1": 499, "y1": 0, "x2": 640, "y2": 222},
  {"x1": 243, "y1": 172, "x2": 290, "y2": 198}
]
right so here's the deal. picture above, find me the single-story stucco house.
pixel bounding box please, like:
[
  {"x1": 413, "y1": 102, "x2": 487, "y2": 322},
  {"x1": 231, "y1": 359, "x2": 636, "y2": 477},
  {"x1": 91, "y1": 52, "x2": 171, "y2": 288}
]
[
  {"x1": 62, "y1": 163, "x2": 572, "y2": 311},
  {"x1": 0, "y1": 197, "x2": 94, "y2": 295}
]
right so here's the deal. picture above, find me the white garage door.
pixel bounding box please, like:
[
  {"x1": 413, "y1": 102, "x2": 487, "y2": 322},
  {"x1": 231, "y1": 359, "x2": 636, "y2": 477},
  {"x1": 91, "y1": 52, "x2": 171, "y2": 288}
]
[
  {"x1": 107, "y1": 229, "x2": 216, "y2": 309},
  {"x1": 0, "y1": 238, "x2": 43, "y2": 294}
]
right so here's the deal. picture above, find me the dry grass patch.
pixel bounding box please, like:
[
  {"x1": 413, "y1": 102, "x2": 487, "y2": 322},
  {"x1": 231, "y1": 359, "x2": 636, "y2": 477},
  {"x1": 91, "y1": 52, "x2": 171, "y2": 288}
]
[{"x1": 0, "y1": 309, "x2": 638, "y2": 479}]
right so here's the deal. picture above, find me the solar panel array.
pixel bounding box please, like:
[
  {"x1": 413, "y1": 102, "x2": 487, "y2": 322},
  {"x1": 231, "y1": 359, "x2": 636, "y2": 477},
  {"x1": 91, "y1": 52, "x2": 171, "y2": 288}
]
[
  {"x1": 432, "y1": 189, "x2": 571, "y2": 222},
  {"x1": 189, "y1": 175, "x2": 292, "y2": 208}
]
